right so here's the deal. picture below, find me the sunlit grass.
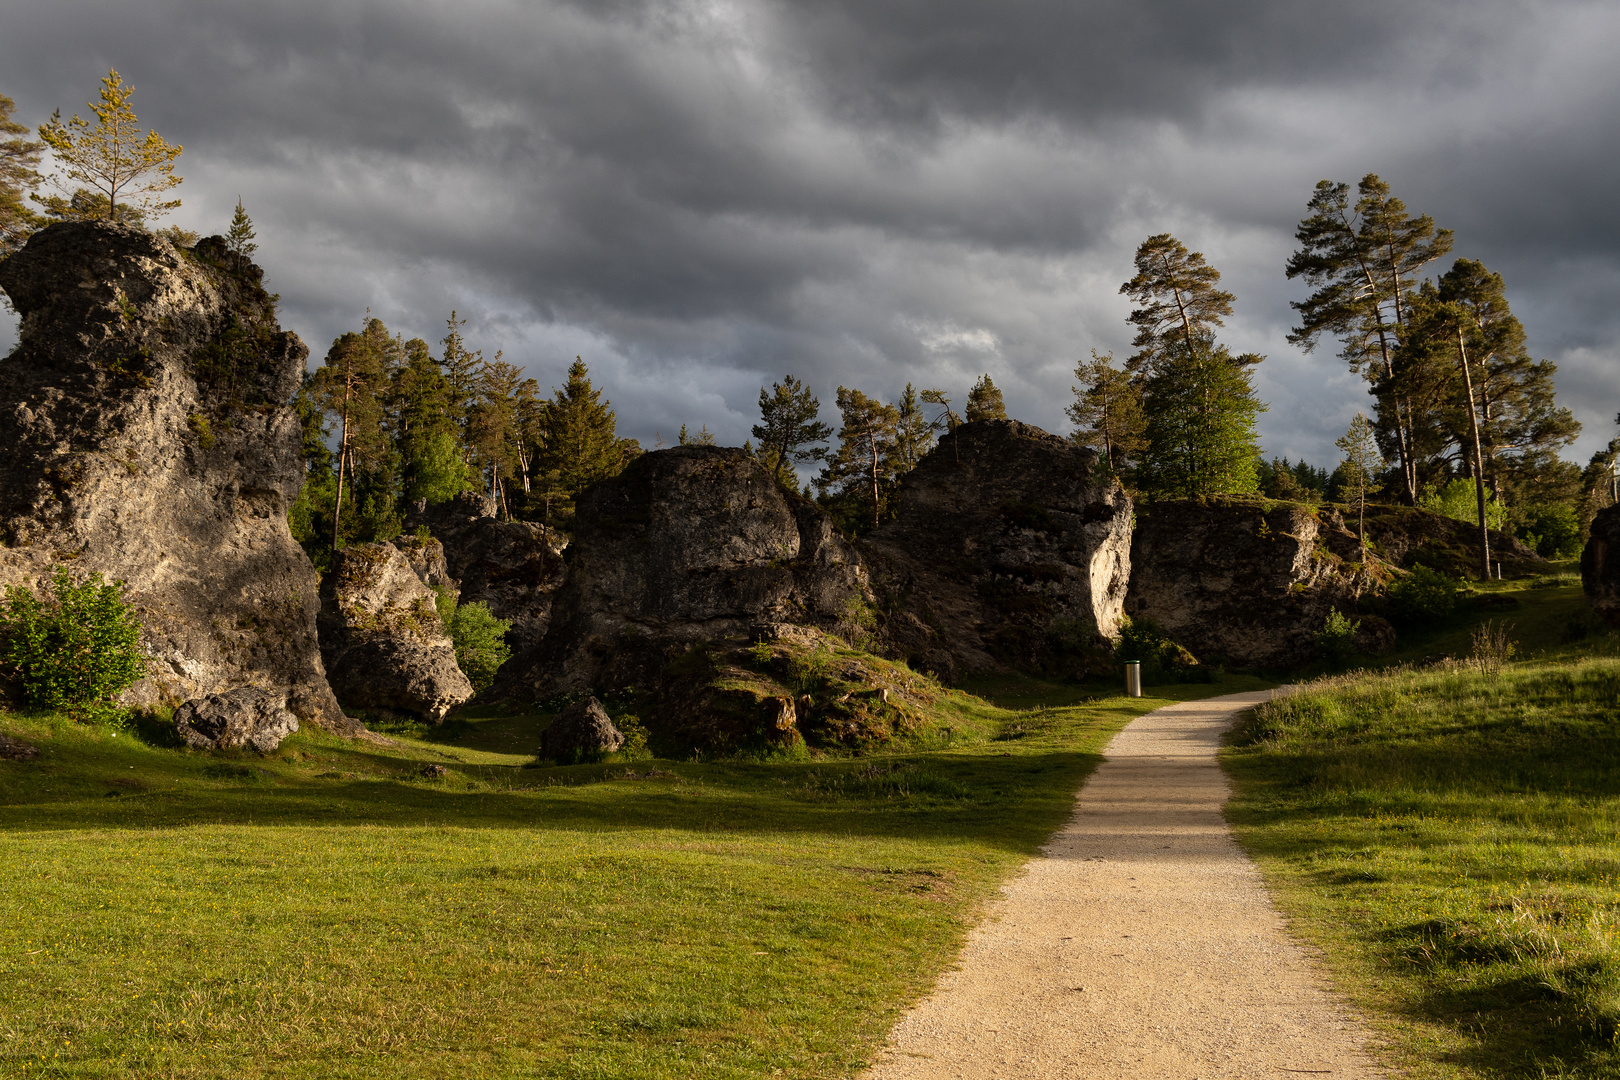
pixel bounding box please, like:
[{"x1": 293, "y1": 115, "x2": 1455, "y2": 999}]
[
  {"x1": 0, "y1": 673, "x2": 1266, "y2": 1078},
  {"x1": 1224, "y1": 646, "x2": 1620, "y2": 1079}
]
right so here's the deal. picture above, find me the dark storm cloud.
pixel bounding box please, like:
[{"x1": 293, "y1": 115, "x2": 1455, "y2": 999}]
[{"x1": 2, "y1": 0, "x2": 1617, "y2": 462}]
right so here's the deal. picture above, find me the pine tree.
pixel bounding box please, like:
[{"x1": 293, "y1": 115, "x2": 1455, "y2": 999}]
[
  {"x1": 965, "y1": 374, "x2": 1007, "y2": 421},
  {"x1": 1067, "y1": 350, "x2": 1145, "y2": 471},
  {"x1": 1335, "y1": 412, "x2": 1384, "y2": 550},
  {"x1": 890, "y1": 383, "x2": 935, "y2": 474},
  {"x1": 389, "y1": 336, "x2": 472, "y2": 506},
  {"x1": 1136, "y1": 339, "x2": 1266, "y2": 498},
  {"x1": 920, "y1": 389, "x2": 962, "y2": 461},
  {"x1": 311, "y1": 318, "x2": 396, "y2": 550},
  {"x1": 751, "y1": 375, "x2": 832, "y2": 487},
  {"x1": 0, "y1": 92, "x2": 45, "y2": 255},
  {"x1": 225, "y1": 197, "x2": 256, "y2": 257},
  {"x1": 819, "y1": 387, "x2": 900, "y2": 532},
  {"x1": 1286, "y1": 175, "x2": 1454, "y2": 503},
  {"x1": 34, "y1": 70, "x2": 182, "y2": 224},
  {"x1": 470, "y1": 359, "x2": 526, "y2": 517},
  {"x1": 440, "y1": 311, "x2": 487, "y2": 450},
  {"x1": 1120, "y1": 234, "x2": 1238, "y2": 373},
  {"x1": 678, "y1": 423, "x2": 716, "y2": 446}
]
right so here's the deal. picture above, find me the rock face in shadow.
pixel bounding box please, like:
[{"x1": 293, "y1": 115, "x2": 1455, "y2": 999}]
[
  {"x1": 1582, "y1": 504, "x2": 1620, "y2": 626},
  {"x1": 859, "y1": 420, "x2": 1133, "y2": 682},
  {"x1": 0, "y1": 221, "x2": 348, "y2": 731},
  {"x1": 1126, "y1": 499, "x2": 1391, "y2": 668},
  {"x1": 405, "y1": 492, "x2": 569, "y2": 655},
  {"x1": 174, "y1": 687, "x2": 299, "y2": 752},
  {"x1": 318, "y1": 542, "x2": 473, "y2": 721},
  {"x1": 513, "y1": 446, "x2": 868, "y2": 699}
]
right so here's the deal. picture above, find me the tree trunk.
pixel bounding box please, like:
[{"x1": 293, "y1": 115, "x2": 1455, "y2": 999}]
[
  {"x1": 1456, "y1": 325, "x2": 1491, "y2": 579},
  {"x1": 330, "y1": 362, "x2": 353, "y2": 554}
]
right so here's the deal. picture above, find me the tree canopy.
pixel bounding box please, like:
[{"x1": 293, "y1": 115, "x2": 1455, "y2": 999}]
[{"x1": 35, "y1": 70, "x2": 182, "y2": 224}]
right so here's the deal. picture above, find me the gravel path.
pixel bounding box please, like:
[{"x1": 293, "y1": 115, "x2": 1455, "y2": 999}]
[{"x1": 863, "y1": 690, "x2": 1386, "y2": 1079}]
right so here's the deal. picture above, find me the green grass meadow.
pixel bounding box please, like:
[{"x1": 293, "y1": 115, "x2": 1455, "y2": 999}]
[
  {"x1": 0, "y1": 667, "x2": 1266, "y2": 1079},
  {"x1": 1225, "y1": 574, "x2": 1620, "y2": 1078}
]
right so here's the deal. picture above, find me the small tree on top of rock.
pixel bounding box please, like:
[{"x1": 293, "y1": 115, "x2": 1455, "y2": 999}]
[
  {"x1": 225, "y1": 198, "x2": 256, "y2": 257},
  {"x1": 818, "y1": 387, "x2": 900, "y2": 532},
  {"x1": 965, "y1": 374, "x2": 1007, "y2": 421},
  {"x1": 1068, "y1": 350, "x2": 1145, "y2": 472},
  {"x1": 35, "y1": 69, "x2": 183, "y2": 225},
  {"x1": 752, "y1": 374, "x2": 832, "y2": 488}
]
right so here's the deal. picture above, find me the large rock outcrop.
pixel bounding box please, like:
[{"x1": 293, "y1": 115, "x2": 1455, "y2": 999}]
[
  {"x1": 0, "y1": 222, "x2": 348, "y2": 730},
  {"x1": 1581, "y1": 504, "x2": 1620, "y2": 626},
  {"x1": 318, "y1": 542, "x2": 473, "y2": 721},
  {"x1": 860, "y1": 420, "x2": 1133, "y2": 682},
  {"x1": 1126, "y1": 499, "x2": 1390, "y2": 668},
  {"x1": 405, "y1": 492, "x2": 569, "y2": 655},
  {"x1": 173, "y1": 687, "x2": 299, "y2": 752},
  {"x1": 513, "y1": 445, "x2": 867, "y2": 699}
]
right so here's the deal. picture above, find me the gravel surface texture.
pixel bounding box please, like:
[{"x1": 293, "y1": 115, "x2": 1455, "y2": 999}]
[{"x1": 864, "y1": 690, "x2": 1386, "y2": 1079}]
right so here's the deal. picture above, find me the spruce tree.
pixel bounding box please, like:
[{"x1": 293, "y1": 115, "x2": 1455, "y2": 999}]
[
  {"x1": 1136, "y1": 339, "x2": 1266, "y2": 498},
  {"x1": 540, "y1": 357, "x2": 630, "y2": 499},
  {"x1": 440, "y1": 311, "x2": 486, "y2": 450},
  {"x1": 225, "y1": 198, "x2": 256, "y2": 257},
  {"x1": 965, "y1": 374, "x2": 1007, "y2": 421},
  {"x1": 1068, "y1": 350, "x2": 1145, "y2": 471}
]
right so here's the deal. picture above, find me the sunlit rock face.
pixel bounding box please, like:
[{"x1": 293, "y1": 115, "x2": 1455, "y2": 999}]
[{"x1": 0, "y1": 221, "x2": 349, "y2": 731}]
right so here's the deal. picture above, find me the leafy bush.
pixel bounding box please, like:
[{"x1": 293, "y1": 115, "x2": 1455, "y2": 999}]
[
  {"x1": 1387, "y1": 563, "x2": 1458, "y2": 625},
  {"x1": 1316, "y1": 608, "x2": 1360, "y2": 668},
  {"x1": 1417, "y1": 477, "x2": 1507, "y2": 530},
  {"x1": 448, "y1": 601, "x2": 512, "y2": 694},
  {"x1": 0, "y1": 567, "x2": 146, "y2": 721},
  {"x1": 1517, "y1": 503, "x2": 1584, "y2": 558},
  {"x1": 1116, "y1": 617, "x2": 1201, "y2": 683}
]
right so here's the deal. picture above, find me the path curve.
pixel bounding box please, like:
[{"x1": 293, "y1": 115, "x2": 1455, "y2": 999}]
[{"x1": 863, "y1": 690, "x2": 1385, "y2": 1079}]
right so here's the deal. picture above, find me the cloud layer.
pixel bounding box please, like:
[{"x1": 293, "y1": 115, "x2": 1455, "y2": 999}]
[{"x1": 3, "y1": 0, "x2": 1617, "y2": 464}]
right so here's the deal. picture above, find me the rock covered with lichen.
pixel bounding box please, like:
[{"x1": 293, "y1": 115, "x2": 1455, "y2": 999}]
[
  {"x1": 317, "y1": 541, "x2": 473, "y2": 721},
  {"x1": 0, "y1": 221, "x2": 348, "y2": 730}
]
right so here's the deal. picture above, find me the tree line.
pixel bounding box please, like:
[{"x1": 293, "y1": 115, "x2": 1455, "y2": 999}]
[{"x1": 0, "y1": 77, "x2": 1606, "y2": 565}]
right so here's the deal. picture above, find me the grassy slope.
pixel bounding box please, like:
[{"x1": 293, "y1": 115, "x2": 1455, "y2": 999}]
[
  {"x1": 1224, "y1": 576, "x2": 1620, "y2": 1079},
  {"x1": 0, "y1": 669, "x2": 1267, "y2": 1080}
]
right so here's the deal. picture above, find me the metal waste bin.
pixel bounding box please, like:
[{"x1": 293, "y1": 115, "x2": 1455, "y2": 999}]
[{"x1": 1125, "y1": 661, "x2": 1142, "y2": 698}]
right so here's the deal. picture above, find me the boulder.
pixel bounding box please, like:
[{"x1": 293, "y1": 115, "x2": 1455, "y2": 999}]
[
  {"x1": 539, "y1": 696, "x2": 625, "y2": 760},
  {"x1": 0, "y1": 222, "x2": 349, "y2": 732},
  {"x1": 0, "y1": 734, "x2": 40, "y2": 761},
  {"x1": 173, "y1": 687, "x2": 299, "y2": 752},
  {"x1": 860, "y1": 420, "x2": 1132, "y2": 682},
  {"x1": 1582, "y1": 504, "x2": 1620, "y2": 626},
  {"x1": 513, "y1": 446, "x2": 868, "y2": 699},
  {"x1": 1126, "y1": 499, "x2": 1387, "y2": 669},
  {"x1": 318, "y1": 542, "x2": 473, "y2": 721},
  {"x1": 404, "y1": 493, "x2": 569, "y2": 655}
]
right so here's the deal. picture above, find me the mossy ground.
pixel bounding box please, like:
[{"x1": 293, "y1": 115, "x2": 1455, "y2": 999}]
[{"x1": 0, "y1": 667, "x2": 1267, "y2": 1079}]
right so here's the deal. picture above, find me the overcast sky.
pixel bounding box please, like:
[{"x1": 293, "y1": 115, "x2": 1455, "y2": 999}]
[{"x1": 3, "y1": 0, "x2": 1617, "y2": 467}]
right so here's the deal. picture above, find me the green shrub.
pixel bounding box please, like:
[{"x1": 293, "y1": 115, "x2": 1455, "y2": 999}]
[
  {"x1": 1116, "y1": 617, "x2": 1201, "y2": 683},
  {"x1": 1315, "y1": 607, "x2": 1359, "y2": 668},
  {"x1": 448, "y1": 601, "x2": 512, "y2": 694},
  {"x1": 0, "y1": 566, "x2": 147, "y2": 722},
  {"x1": 1518, "y1": 503, "x2": 1584, "y2": 558},
  {"x1": 1418, "y1": 477, "x2": 1507, "y2": 530},
  {"x1": 1387, "y1": 563, "x2": 1458, "y2": 625}
]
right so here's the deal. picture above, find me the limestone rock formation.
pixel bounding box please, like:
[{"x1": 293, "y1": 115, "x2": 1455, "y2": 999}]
[
  {"x1": 173, "y1": 687, "x2": 300, "y2": 752},
  {"x1": 1126, "y1": 499, "x2": 1389, "y2": 668},
  {"x1": 515, "y1": 445, "x2": 868, "y2": 698},
  {"x1": 860, "y1": 420, "x2": 1133, "y2": 682},
  {"x1": 539, "y1": 696, "x2": 625, "y2": 761},
  {"x1": 405, "y1": 493, "x2": 568, "y2": 654},
  {"x1": 1582, "y1": 504, "x2": 1620, "y2": 626},
  {"x1": 0, "y1": 221, "x2": 348, "y2": 731},
  {"x1": 318, "y1": 542, "x2": 473, "y2": 721},
  {"x1": 1361, "y1": 504, "x2": 1542, "y2": 578}
]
